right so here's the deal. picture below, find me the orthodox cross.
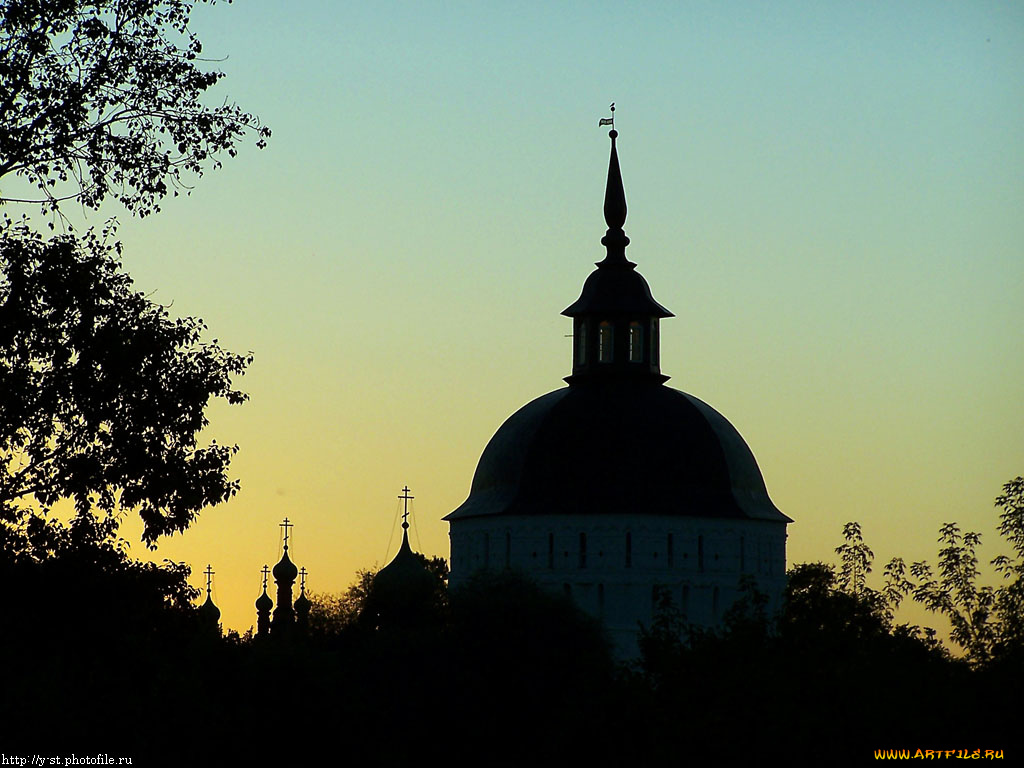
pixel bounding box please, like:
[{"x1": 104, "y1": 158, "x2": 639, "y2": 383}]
[
  {"x1": 280, "y1": 517, "x2": 292, "y2": 548},
  {"x1": 398, "y1": 485, "x2": 414, "y2": 530},
  {"x1": 204, "y1": 564, "x2": 215, "y2": 595},
  {"x1": 299, "y1": 567, "x2": 308, "y2": 592},
  {"x1": 260, "y1": 564, "x2": 270, "y2": 591}
]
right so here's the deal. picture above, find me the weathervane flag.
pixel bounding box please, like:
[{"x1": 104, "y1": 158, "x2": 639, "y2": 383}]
[{"x1": 599, "y1": 102, "x2": 615, "y2": 127}]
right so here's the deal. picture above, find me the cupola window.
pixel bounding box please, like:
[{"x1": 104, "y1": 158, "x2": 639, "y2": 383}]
[
  {"x1": 576, "y1": 321, "x2": 587, "y2": 365},
  {"x1": 650, "y1": 318, "x2": 659, "y2": 366},
  {"x1": 598, "y1": 321, "x2": 613, "y2": 362},
  {"x1": 628, "y1": 322, "x2": 643, "y2": 362}
]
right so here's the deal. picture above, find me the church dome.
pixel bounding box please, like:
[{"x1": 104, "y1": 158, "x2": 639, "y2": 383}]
[
  {"x1": 255, "y1": 587, "x2": 273, "y2": 612},
  {"x1": 446, "y1": 380, "x2": 789, "y2": 523},
  {"x1": 371, "y1": 533, "x2": 437, "y2": 601},
  {"x1": 446, "y1": 126, "x2": 788, "y2": 527},
  {"x1": 272, "y1": 547, "x2": 298, "y2": 583}
]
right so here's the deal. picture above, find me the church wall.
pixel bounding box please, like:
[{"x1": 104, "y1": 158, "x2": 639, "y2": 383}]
[{"x1": 449, "y1": 513, "x2": 787, "y2": 656}]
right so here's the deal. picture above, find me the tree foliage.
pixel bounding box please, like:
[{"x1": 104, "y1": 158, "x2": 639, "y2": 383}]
[
  {"x1": 306, "y1": 569, "x2": 376, "y2": 638},
  {"x1": 0, "y1": 0, "x2": 269, "y2": 217},
  {"x1": 894, "y1": 477, "x2": 1024, "y2": 666},
  {"x1": 0, "y1": 219, "x2": 251, "y2": 545},
  {"x1": 307, "y1": 554, "x2": 450, "y2": 638}
]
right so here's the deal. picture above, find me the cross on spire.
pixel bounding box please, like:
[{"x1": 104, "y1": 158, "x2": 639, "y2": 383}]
[
  {"x1": 299, "y1": 567, "x2": 307, "y2": 591},
  {"x1": 204, "y1": 564, "x2": 215, "y2": 595},
  {"x1": 398, "y1": 485, "x2": 414, "y2": 530},
  {"x1": 261, "y1": 564, "x2": 270, "y2": 590},
  {"x1": 280, "y1": 517, "x2": 292, "y2": 548}
]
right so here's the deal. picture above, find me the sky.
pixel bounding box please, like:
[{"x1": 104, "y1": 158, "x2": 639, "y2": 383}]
[{"x1": 24, "y1": 1, "x2": 1024, "y2": 634}]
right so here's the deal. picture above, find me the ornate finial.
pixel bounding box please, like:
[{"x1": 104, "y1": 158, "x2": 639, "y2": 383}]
[
  {"x1": 599, "y1": 102, "x2": 615, "y2": 130},
  {"x1": 398, "y1": 485, "x2": 414, "y2": 530},
  {"x1": 198, "y1": 563, "x2": 221, "y2": 630},
  {"x1": 280, "y1": 517, "x2": 293, "y2": 548},
  {"x1": 299, "y1": 567, "x2": 308, "y2": 592},
  {"x1": 600, "y1": 105, "x2": 629, "y2": 260},
  {"x1": 204, "y1": 564, "x2": 215, "y2": 596},
  {"x1": 261, "y1": 564, "x2": 270, "y2": 591}
]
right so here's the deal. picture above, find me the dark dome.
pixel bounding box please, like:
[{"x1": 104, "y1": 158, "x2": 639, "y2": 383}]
[
  {"x1": 445, "y1": 381, "x2": 790, "y2": 523},
  {"x1": 255, "y1": 588, "x2": 273, "y2": 611},
  {"x1": 272, "y1": 548, "x2": 298, "y2": 582},
  {"x1": 198, "y1": 593, "x2": 221, "y2": 624},
  {"x1": 371, "y1": 534, "x2": 436, "y2": 601}
]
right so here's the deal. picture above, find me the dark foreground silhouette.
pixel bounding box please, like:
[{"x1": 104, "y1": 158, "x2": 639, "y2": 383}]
[{"x1": 2, "y1": 543, "x2": 1021, "y2": 767}]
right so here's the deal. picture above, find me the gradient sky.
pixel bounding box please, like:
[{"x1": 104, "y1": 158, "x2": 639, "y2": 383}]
[{"x1": 30, "y1": 0, "x2": 1024, "y2": 634}]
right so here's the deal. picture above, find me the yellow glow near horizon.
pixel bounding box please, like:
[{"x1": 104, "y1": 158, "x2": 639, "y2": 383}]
[{"x1": 13, "y1": 1, "x2": 1022, "y2": 640}]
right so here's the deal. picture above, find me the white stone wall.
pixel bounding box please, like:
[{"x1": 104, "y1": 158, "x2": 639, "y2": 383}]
[{"x1": 449, "y1": 513, "x2": 788, "y2": 656}]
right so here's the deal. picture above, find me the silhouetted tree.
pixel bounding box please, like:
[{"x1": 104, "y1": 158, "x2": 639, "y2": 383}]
[
  {"x1": 306, "y1": 570, "x2": 376, "y2": 638},
  {"x1": 444, "y1": 570, "x2": 619, "y2": 765},
  {"x1": 307, "y1": 555, "x2": 449, "y2": 639},
  {"x1": 0, "y1": 505, "x2": 208, "y2": 754},
  {"x1": 894, "y1": 476, "x2": 1024, "y2": 667},
  {"x1": 0, "y1": 0, "x2": 269, "y2": 218},
  {"x1": 992, "y1": 477, "x2": 1024, "y2": 662},
  {"x1": 0, "y1": 220, "x2": 251, "y2": 547}
]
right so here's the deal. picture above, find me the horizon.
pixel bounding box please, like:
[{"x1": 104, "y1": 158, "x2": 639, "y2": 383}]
[{"x1": 9, "y1": 0, "x2": 1022, "y2": 639}]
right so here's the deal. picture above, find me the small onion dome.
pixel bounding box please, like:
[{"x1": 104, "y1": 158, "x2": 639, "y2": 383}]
[
  {"x1": 255, "y1": 587, "x2": 273, "y2": 612},
  {"x1": 272, "y1": 546, "x2": 298, "y2": 583},
  {"x1": 198, "y1": 593, "x2": 221, "y2": 624},
  {"x1": 294, "y1": 588, "x2": 311, "y2": 615}
]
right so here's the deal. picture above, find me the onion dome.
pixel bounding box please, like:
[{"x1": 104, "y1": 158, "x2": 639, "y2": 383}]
[
  {"x1": 294, "y1": 587, "x2": 311, "y2": 617},
  {"x1": 256, "y1": 587, "x2": 273, "y2": 612},
  {"x1": 272, "y1": 546, "x2": 298, "y2": 634},
  {"x1": 272, "y1": 547, "x2": 298, "y2": 584},
  {"x1": 256, "y1": 564, "x2": 273, "y2": 637},
  {"x1": 199, "y1": 593, "x2": 221, "y2": 625},
  {"x1": 198, "y1": 564, "x2": 221, "y2": 629},
  {"x1": 295, "y1": 568, "x2": 311, "y2": 636},
  {"x1": 255, "y1": 587, "x2": 273, "y2": 612}
]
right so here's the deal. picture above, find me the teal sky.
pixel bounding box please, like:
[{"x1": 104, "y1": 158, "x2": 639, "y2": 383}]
[{"x1": 48, "y1": 0, "x2": 1024, "y2": 633}]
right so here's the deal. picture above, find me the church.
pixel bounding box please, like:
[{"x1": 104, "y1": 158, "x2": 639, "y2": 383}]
[{"x1": 444, "y1": 123, "x2": 792, "y2": 654}]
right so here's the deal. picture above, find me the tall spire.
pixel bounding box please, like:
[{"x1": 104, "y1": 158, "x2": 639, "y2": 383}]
[
  {"x1": 601, "y1": 127, "x2": 630, "y2": 263},
  {"x1": 562, "y1": 118, "x2": 673, "y2": 383}
]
